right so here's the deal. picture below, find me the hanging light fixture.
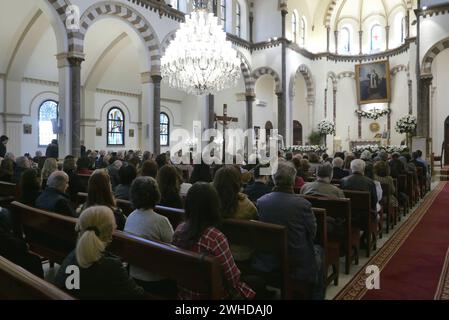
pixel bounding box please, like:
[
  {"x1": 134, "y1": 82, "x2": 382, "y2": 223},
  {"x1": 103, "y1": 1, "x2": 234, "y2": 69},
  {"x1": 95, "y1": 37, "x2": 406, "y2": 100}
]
[{"x1": 161, "y1": 0, "x2": 241, "y2": 96}]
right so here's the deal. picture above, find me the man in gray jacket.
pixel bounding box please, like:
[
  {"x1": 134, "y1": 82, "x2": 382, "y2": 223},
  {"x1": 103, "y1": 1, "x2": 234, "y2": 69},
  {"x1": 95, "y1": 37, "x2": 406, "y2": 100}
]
[
  {"x1": 301, "y1": 164, "x2": 345, "y2": 199},
  {"x1": 253, "y1": 161, "x2": 325, "y2": 299}
]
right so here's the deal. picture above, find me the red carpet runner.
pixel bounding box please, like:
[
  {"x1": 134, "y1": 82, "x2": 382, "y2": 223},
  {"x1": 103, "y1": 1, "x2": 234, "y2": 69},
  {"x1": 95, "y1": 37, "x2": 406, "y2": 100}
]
[{"x1": 335, "y1": 182, "x2": 449, "y2": 300}]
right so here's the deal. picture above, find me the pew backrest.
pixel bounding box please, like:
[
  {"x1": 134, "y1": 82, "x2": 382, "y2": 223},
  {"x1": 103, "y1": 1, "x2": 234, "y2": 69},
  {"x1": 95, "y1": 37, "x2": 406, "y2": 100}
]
[{"x1": 0, "y1": 256, "x2": 75, "y2": 300}]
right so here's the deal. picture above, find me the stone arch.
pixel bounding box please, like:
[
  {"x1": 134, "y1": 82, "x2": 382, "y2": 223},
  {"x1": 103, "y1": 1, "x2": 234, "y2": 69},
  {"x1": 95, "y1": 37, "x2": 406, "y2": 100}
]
[
  {"x1": 327, "y1": 71, "x2": 338, "y2": 90},
  {"x1": 421, "y1": 37, "x2": 449, "y2": 76},
  {"x1": 289, "y1": 64, "x2": 315, "y2": 105},
  {"x1": 236, "y1": 51, "x2": 254, "y2": 95},
  {"x1": 160, "y1": 30, "x2": 177, "y2": 56},
  {"x1": 252, "y1": 67, "x2": 282, "y2": 93},
  {"x1": 73, "y1": 1, "x2": 161, "y2": 74}
]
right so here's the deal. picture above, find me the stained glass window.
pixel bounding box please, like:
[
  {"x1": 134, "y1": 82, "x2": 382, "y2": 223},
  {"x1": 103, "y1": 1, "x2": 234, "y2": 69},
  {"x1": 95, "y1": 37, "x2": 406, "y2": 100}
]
[
  {"x1": 371, "y1": 24, "x2": 382, "y2": 52},
  {"x1": 160, "y1": 112, "x2": 170, "y2": 147},
  {"x1": 39, "y1": 100, "x2": 58, "y2": 147},
  {"x1": 107, "y1": 107, "x2": 125, "y2": 146},
  {"x1": 220, "y1": 0, "x2": 226, "y2": 31}
]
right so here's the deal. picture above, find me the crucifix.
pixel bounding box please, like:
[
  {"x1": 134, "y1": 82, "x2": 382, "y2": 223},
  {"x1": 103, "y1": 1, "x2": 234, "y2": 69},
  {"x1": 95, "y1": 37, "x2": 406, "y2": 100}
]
[{"x1": 215, "y1": 104, "x2": 238, "y2": 159}]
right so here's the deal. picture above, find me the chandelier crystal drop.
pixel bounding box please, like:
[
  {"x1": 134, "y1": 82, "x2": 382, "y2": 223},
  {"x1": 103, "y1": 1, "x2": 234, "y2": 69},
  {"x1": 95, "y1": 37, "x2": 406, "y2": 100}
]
[{"x1": 161, "y1": 2, "x2": 241, "y2": 96}]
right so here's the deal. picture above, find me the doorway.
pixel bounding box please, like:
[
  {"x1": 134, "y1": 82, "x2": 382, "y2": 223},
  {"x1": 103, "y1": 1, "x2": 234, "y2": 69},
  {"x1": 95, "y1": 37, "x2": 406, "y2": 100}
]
[{"x1": 293, "y1": 120, "x2": 303, "y2": 146}]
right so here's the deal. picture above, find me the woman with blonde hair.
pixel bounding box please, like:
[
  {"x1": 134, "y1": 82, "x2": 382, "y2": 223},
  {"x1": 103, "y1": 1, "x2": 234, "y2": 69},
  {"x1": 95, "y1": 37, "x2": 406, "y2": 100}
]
[
  {"x1": 77, "y1": 169, "x2": 126, "y2": 230},
  {"x1": 54, "y1": 206, "x2": 144, "y2": 299},
  {"x1": 41, "y1": 158, "x2": 58, "y2": 189}
]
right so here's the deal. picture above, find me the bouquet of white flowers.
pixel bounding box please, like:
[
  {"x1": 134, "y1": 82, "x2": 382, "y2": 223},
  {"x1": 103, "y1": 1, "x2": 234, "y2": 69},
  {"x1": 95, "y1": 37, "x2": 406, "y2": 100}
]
[
  {"x1": 352, "y1": 145, "x2": 409, "y2": 154},
  {"x1": 355, "y1": 108, "x2": 391, "y2": 120},
  {"x1": 282, "y1": 145, "x2": 328, "y2": 153},
  {"x1": 395, "y1": 115, "x2": 417, "y2": 134},
  {"x1": 317, "y1": 120, "x2": 335, "y2": 136}
]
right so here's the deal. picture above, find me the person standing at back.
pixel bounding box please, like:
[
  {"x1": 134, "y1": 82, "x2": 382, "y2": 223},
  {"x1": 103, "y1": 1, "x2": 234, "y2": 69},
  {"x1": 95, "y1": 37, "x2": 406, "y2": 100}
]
[
  {"x1": 0, "y1": 136, "x2": 9, "y2": 158},
  {"x1": 45, "y1": 139, "x2": 59, "y2": 159}
]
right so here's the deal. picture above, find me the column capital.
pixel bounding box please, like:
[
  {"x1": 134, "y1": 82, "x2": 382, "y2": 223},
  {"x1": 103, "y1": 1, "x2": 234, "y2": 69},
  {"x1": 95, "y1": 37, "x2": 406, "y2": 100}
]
[
  {"x1": 245, "y1": 94, "x2": 256, "y2": 101},
  {"x1": 67, "y1": 55, "x2": 85, "y2": 67},
  {"x1": 420, "y1": 74, "x2": 433, "y2": 82},
  {"x1": 151, "y1": 75, "x2": 162, "y2": 83},
  {"x1": 276, "y1": 91, "x2": 283, "y2": 97}
]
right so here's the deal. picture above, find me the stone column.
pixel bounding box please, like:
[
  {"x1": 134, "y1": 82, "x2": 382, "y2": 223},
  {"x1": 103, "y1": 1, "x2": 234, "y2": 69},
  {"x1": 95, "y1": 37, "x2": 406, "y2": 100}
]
[
  {"x1": 141, "y1": 72, "x2": 155, "y2": 152},
  {"x1": 324, "y1": 88, "x2": 328, "y2": 119},
  {"x1": 281, "y1": 6, "x2": 287, "y2": 39},
  {"x1": 67, "y1": 56, "x2": 84, "y2": 158},
  {"x1": 208, "y1": 94, "x2": 215, "y2": 130},
  {"x1": 56, "y1": 53, "x2": 72, "y2": 157},
  {"x1": 408, "y1": 79, "x2": 413, "y2": 114},
  {"x1": 385, "y1": 26, "x2": 390, "y2": 50},
  {"x1": 359, "y1": 30, "x2": 363, "y2": 54},
  {"x1": 406, "y1": 10, "x2": 410, "y2": 39},
  {"x1": 246, "y1": 94, "x2": 255, "y2": 130},
  {"x1": 334, "y1": 31, "x2": 339, "y2": 54},
  {"x1": 276, "y1": 92, "x2": 286, "y2": 140},
  {"x1": 418, "y1": 75, "x2": 433, "y2": 139},
  {"x1": 357, "y1": 105, "x2": 362, "y2": 139},
  {"x1": 333, "y1": 87, "x2": 337, "y2": 126},
  {"x1": 327, "y1": 27, "x2": 331, "y2": 52},
  {"x1": 152, "y1": 75, "x2": 162, "y2": 155}
]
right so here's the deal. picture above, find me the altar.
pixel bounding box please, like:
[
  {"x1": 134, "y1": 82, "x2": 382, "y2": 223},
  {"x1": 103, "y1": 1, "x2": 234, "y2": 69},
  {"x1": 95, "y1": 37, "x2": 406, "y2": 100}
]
[{"x1": 349, "y1": 139, "x2": 382, "y2": 150}]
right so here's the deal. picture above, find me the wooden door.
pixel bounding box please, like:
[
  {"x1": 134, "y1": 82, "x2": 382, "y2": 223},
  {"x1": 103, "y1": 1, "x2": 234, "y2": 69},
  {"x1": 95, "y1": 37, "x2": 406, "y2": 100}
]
[{"x1": 293, "y1": 120, "x2": 303, "y2": 146}]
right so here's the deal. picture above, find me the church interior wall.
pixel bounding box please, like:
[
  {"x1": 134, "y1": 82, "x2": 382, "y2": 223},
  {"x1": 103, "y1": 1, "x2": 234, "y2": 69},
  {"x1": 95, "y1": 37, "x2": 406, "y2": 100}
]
[
  {"x1": 420, "y1": 14, "x2": 449, "y2": 65},
  {"x1": 251, "y1": 0, "x2": 282, "y2": 43},
  {"x1": 253, "y1": 75, "x2": 278, "y2": 132}
]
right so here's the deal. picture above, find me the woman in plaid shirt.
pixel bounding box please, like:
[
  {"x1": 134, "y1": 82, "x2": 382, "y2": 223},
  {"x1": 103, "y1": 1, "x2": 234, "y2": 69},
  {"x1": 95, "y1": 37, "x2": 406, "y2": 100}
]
[{"x1": 173, "y1": 183, "x2": 256, "y2": 300}]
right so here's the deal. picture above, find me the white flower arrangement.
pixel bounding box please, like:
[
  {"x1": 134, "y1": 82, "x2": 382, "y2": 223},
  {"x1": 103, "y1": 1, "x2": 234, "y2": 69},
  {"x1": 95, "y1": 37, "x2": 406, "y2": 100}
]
[
  {"x1": 395, "y1": 115, "x2": 417, "y2": 134},
  {"x1": 282, "y1": 145, "x2": 328, "y2": 153},
  {"x1": 352, "y1": 145, "x2": 409, "y2": 154},
  {"x1": 317, "y1": 120, "x2": 336, "y2": 136},
  {"x1": 355, "y1": 108, "x2": 391, "y2": 120}
]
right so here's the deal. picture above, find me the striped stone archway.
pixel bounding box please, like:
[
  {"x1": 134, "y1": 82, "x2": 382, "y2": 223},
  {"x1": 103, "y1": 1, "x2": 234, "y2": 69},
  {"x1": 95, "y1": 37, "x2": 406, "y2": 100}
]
[
  {"x1": 421, "y1": 37, "x2": 449, "y2": 76},
  {"x1": 73, "y1": 1, "x2": 161, "y2": 74},
  {"x1": 251, "y1": 67, "x2": 282, "y2": 93},
  {"x1": 289, "y1": 64, "x2": 315, "y2": 104}
]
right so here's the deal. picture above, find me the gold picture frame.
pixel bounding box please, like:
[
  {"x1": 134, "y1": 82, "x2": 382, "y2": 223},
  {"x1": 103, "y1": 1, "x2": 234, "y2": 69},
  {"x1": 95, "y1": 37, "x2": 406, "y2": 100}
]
[{"x1": 355, "y1": 60, "x2": 391, "y2": 105}]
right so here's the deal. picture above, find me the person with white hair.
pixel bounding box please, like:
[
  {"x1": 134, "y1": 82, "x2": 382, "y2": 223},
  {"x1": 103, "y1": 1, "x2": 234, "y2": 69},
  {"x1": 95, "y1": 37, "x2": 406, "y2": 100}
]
[
  {"x1": 340, "y1": 159, "x2": 378, "y2": 228},
  {"x1": 35, "y1": 171, "x2": 76, "y2": 217},
  {"x1": 332, "y1": 157, "x2": 349, "y2": 180},
  {"x1": 254, "y1": 162, "x2": 325, "y2": 300},
  {"x1": 12, "y1": 156, "x2": 31, "y2": 183},
  {"x1": 54, "y1": 206, "x2": 145, "y2": 299}
]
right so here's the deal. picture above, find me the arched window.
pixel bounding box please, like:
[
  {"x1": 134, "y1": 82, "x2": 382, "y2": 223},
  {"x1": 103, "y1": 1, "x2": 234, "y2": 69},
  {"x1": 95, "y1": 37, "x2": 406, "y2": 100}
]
[
  {"x1": 370, "y1": 24, "x2": 382, "y2": 52},
  {"x1": 340, "y1": 26, "x2": 351, "y2": 54},
  {"x1": 107, "y1": 107, "x2": 125, "y2": 146},
  {"x1": 291, "y1": 11, "x2": 298, "y2": 43},
  {"x1": 160, "y1": 112, "x2": 170, "y2": 147},
  {"x1": 169, "y1": 0, "x2": 179, "y2": 10},
  {"x1": 38, "y1": 100, "x2": 58, "y2": 147},
  {"x1": 235, "y1": 2, "x2": 241, "y2": 37},
  {"x1": 220, "y1": 0, "x2": 226, "y2": 31},
  {"x1": 300, "y1": 17, "x2": 306, "y2": 47}
]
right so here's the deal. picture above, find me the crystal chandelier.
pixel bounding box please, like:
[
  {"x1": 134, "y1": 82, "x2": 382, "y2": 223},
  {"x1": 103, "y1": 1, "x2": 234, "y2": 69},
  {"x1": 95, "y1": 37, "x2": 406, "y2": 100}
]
[{"x1": 161, "y1": 0, "x2": 241, "y2": 96}]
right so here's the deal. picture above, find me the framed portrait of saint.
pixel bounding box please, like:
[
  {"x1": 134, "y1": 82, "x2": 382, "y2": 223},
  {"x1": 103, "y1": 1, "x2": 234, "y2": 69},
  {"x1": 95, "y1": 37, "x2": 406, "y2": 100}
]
[{"x1": 355, "y1": 60, "x2": 391, "y2": 105}]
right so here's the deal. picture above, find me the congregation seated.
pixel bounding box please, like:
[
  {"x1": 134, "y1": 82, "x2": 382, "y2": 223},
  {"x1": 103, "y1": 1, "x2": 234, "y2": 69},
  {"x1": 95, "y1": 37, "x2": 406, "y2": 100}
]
[
  {"x1": 300, "y1": 164, "x2": 345, "y2": 199},
  {"x1": 0, "y1": 158, "x2": 14, "y2": 183},
  {"x1": 189, "y1": 162, "x2": 212, "y2": 184},
  {"x1": 41, "y1": 158, "x2": 58, "y2": 190},
  {"x1": 253, "y1": 162, "x2": 325, "y2": 300},
  {"x1": 32, "y1": 151, "x2": 43, "y2": 165},
  {"x1": 76, "y1": 157, "x2": 93, "y2": 176},
  {"x1": 214, "y1": 166, "x2": 257, "y2": 261},
  {"x1": 106, "y1": 158, "x2": 122, "y2": 189},
  {"x1": 365, "y1": 162, "x2": 383, "y2": 214},
  {"x1": 138, "y1": 160, "x2": 158, "y2": 179},
  {"x1": 12, "y1": 156, "x2": 31, "y2": 184},
  {"x1": 19, "y1": 169, "x2": 41, "y2": 207},
  {"x1": 374, "y1": 161, "x2": 398, "y2": 209},
  {"x1": 177, "y1": 167, "x2": 192, "y2": 198},
  {"x1": 95, "y1": 150, "x2": 107, "y2": 169},
  {"x1": 332, "y1": 157, "x2": 349, "y2": 180},
  {"x1": 297, "y1": 158, "x2": 310, "y2": 182},
  {"x1": 77, "y1": 170, "x2": 126, "y2": 231},
  {"x1": 63, "y1": 156, "x2": 83, "y2": 199},
  {"x1": 389, "y1": 152, "x2": 407, "y2": 178},
  {"x1": 243, "y1": 164, "x2": 272, "y2": 203},
  {"x1": 307, "y1": 153, "x2": 321, "y2": 176},
  {"x1": 54, "y1": 206, "x2": 145, "y2": 300},
  {"x1": 0, "y1": 208, "x2": 44, "y2": 278},
  {"x1": 35, "y1": 171, "x2": 76, "y2": 218},
  {"x1": 114, "y1": 164, "x2": 137, "y2": 201},
  {"x1": 291, "y1": 157, "x2": 305, "y2": 189},
  {"x1": 360, "y1": 150, "x2": 374, "y2": 179},
  {"x1": 156, "y1": 153, "x2": 169, "y2": 169},
  {"x1": 124, "y1": 176, "x2": 176, "y2": 297},
  {"x1": 412, "y1": 151, "x2": 427, "y2": 178},
  {"x1": 340, "y1": 159, "x2": 378, "y2": 226},
  {"x1": 157, "y1": 165, "x2": 184, "y2": 209},
  {"x1": 172, "y1": 183, "x2": 256, "y2": 300}
]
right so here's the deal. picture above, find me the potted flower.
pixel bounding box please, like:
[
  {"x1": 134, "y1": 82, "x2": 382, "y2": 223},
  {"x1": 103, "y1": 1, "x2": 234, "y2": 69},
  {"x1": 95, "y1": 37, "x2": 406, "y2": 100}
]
[
  {"x1": 317, "y1": 120, "x2": 335, "y2": 146},
  {"x1": 395, "y1": 115, "x2": 417, "y2": 150}
]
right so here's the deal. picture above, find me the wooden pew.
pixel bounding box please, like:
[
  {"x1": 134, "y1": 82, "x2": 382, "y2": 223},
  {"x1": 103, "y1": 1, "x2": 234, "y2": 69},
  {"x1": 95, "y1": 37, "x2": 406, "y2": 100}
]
[
  {"x1": 416, "y1": 167, "x2": 426, "y2": 198},
  {"x1": 397, "y1": 175, "x2": 409, "y2": 215},
  {"x1": 0, "y1": 181, "x2": 18, "y2": 207},
  {"x1": 9, "y1": 201, "x2": 224, "y2": 299},
  {"x1": 219, "y1": 208, "x2": 327, "y2": 299},
  {"x1": 76, "y1": 193, "x2": 185, "y2": 229},
  {"x1": 0, "y1": 256, "x2": 75, "y2": 300},
  {"x1": 301, "y1": 195, "x2": 355, "y2": 275},
  {"x1": 342, "y1": 190, "x2": 377, "y2": 258},
  {"x1": 379, "y1": 183, "x2": 394, "y2": 234}
]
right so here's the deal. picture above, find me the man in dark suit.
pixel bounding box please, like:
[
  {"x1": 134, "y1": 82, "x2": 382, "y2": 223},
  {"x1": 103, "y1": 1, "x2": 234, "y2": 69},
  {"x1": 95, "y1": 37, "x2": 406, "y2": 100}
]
[
  {"x1": 253, "y1": 162, "x2": 324, "y2": 300},
  {"x1": 389, "y1": 152, "x2": 406, "y2": 178},
  {"x1": 35, "y1": 171, "x2": 77, "y2": 217},
  {"x1": 340, "y1": 159, "x2": 378, "y2": 228},
  {"x1": 243, "y1": 165, "x2": 272, "y2": 202},
  {"x1": 0, "y1": 135, "x2": 8, "y2": 158}
]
